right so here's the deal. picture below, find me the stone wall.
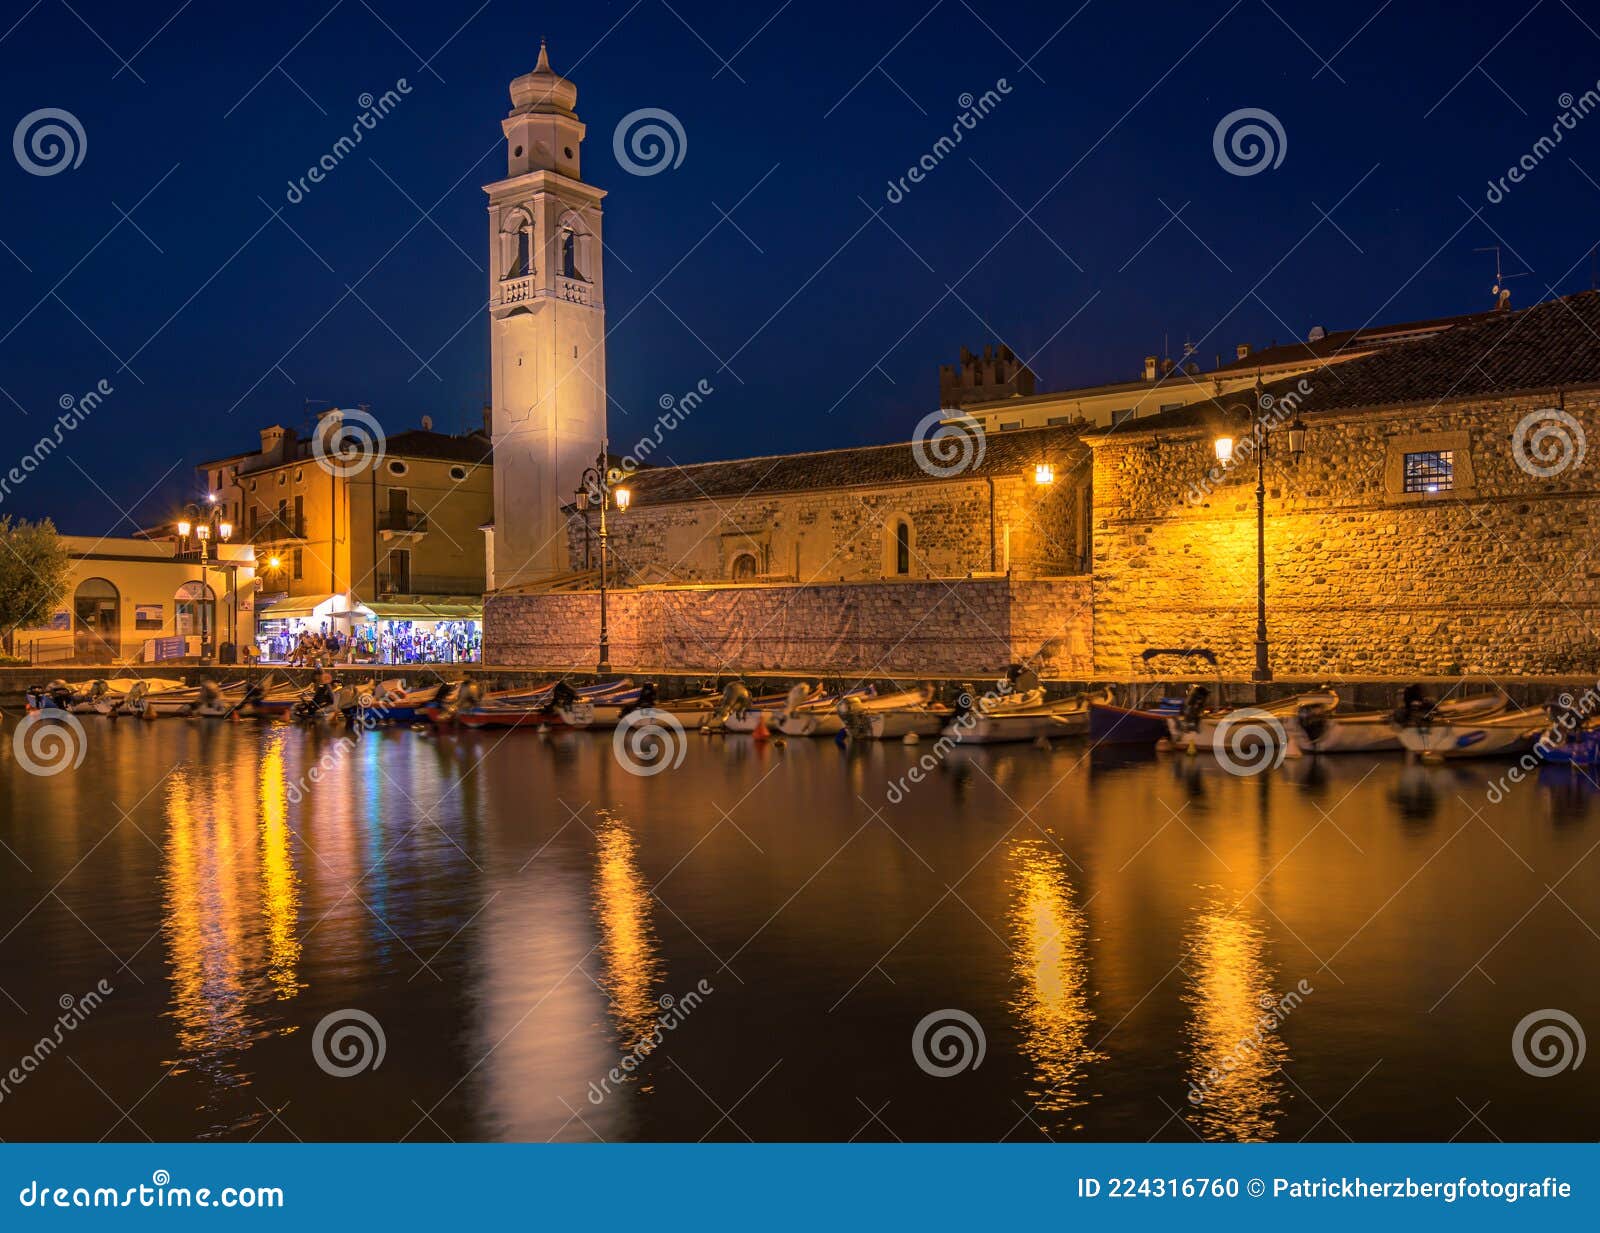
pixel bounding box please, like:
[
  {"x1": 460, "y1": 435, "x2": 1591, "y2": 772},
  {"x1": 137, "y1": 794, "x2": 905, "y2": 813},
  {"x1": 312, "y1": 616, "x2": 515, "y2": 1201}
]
[
  {"x1": 485, "y1": 576, "x2": 1093, "y2": 677},
  {"x1": 1092, "y1": 392, "x2": 1600, "y2": 677},
  {"x1": 568, "y1": 471, "x2": 1088, "y2": 586}
]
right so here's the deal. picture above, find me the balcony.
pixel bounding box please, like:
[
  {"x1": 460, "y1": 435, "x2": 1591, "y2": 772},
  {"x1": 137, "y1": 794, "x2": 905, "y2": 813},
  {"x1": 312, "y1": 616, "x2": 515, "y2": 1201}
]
[
  {"x1": 498, "y1": 274, "x2": 536, "y2": 306},
  {"x1": 557, "y1": 275, "x2": 593, "y2": 306},
  {"x1": 377, "y1": 509, "x2": 428, "y2": 539},
  {"x1": 250, "y1": 516, "x2": 305, "y2": 543},
  {"x1": 376, "y1": 573, "x2": 483, "y2": 597}
]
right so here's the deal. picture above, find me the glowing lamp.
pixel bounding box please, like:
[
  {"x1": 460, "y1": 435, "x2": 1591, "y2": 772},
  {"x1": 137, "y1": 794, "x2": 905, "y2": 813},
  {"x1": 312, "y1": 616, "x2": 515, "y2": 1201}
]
[
  {"x1": 206, "y1": 493, "x2": 217, "y2": 504},
  {"x1": 196, "y1": 524, "x2": 210, "y2": 540},
  {"x1": 1214, "y1": 436, "x2": 1235, "y2": 465},
  {"x1": 268, "y1": 556, "x2": 282, "y2": 570},
  {"x1": 614, "y1": 487, "x2": 632, "y2": 512},
  {"x1": 218, "y1": 521, "x2": 233, "y2": 540},
  {"x1": 176, "y1": 519, "x2": 191, "y2": 538},
  {"x1": 1286, "y1": 416, "x2": 1307, "y2": 462},
  {"x1": 1033, "y1": 462, "x2": 1055, "y2": 485}
]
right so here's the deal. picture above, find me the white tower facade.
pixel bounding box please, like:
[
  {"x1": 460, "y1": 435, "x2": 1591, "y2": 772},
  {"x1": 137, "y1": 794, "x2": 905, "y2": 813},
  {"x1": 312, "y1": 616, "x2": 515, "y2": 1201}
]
[{"x1": 484, "y1": 41, "x2": 607, "y2": 588}]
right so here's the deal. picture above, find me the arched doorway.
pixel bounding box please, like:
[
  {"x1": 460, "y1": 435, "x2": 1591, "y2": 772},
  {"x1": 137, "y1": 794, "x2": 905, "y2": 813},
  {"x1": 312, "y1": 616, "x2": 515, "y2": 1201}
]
[
  {"x1": 73, "y1": 578, "x2": 120, "y2": 661},
  {"x1": 175, "y1": 581, "x2": 217, "y2": 654}
]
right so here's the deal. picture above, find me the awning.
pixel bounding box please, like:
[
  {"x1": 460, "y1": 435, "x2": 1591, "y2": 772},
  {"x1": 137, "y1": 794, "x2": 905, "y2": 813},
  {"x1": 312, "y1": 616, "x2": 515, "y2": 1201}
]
[
  {"x1": 360, "y1": 599, "x2": 483, "y2": 620},
  {"x1": 257, "y1": 594, "x2": 339, "y2": 621}
]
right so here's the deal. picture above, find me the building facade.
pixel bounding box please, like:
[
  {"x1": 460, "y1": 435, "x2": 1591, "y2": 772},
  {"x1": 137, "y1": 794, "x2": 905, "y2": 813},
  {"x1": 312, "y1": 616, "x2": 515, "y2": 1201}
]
[
  {"x1": 14, "y1": 536, "x2": 257, "y2": 666},
  {"x1": 199, "y1": 414, "x2": 492, "y2": 659}
]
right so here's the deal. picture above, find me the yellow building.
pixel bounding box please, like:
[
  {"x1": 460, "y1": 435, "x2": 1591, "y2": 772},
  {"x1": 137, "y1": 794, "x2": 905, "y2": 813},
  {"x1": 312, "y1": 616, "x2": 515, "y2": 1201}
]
[
  {"x1": 14, "y1": 536, "x2": 257, "y2": 666},
  {"x1": 198, "y1": 411, "x2": 493, "y2": 661}
]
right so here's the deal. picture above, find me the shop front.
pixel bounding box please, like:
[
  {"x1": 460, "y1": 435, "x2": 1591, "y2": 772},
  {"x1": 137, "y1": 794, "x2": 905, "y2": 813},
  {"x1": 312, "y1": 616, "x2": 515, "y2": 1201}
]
[
  {"x1": 356, "y1": 600, "x2": 483, "y2": 665},
  {"x1": 253, "y1": 593, "x2": 360, "y2": 663}
]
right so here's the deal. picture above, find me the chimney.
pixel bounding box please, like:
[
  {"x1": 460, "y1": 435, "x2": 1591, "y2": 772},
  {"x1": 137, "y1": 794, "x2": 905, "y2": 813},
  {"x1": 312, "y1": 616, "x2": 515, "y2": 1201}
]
[
  {"x1": 1159, "y1": 358, "x2": 1175, "y2": 377},
  {"x1": 1143, "y1": 355, "x2": 1157, "y2": 381},
  {"x1": 481, "y1": 402, "x2": 494, "y2": 437},
  {"x1": 259, "y1": 424, "x2": 296, "y2": 464},
  {"x1": 421, "y1": 414, "x2": 433, "y2": 432},
  {"x1": 1235, "y1": 343, "x2": 1250, "y2": 360}
]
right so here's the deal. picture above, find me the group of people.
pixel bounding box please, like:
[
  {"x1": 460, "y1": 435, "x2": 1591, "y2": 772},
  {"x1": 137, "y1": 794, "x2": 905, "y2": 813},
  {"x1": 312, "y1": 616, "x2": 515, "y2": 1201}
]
[{"x1": 257, "y1": 620, "x2": 481, "y2": 666}]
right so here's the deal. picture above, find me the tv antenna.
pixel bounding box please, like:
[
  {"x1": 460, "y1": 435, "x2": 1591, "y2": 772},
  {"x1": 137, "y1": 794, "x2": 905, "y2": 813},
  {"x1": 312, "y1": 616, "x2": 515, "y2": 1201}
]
[{"x1": 1474, "y1": 244, "x2": 1529, "y2": 309}]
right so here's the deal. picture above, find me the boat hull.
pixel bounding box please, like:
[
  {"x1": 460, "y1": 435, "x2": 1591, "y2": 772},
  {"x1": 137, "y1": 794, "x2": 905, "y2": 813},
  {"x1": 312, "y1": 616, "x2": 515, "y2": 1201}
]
[{"x1": 1088, "y1": 701, "x2": 1173, "y2": 747}]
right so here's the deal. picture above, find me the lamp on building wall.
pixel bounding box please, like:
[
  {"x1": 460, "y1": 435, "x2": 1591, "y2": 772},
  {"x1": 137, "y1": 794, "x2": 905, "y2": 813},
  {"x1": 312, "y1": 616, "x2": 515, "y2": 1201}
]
[
  {"x1": 176, "y1": 499, "x2": 235, "y2": 666},
  {"x1": 575, "y1": 441, "x2": 630, "y2": 673},
  {"x1": 1033, "y1": 461, "x2": 1055, "y2": 486},
  {"x1": 1210, "y1": 379, "x2": 1310, "y2": 682}
]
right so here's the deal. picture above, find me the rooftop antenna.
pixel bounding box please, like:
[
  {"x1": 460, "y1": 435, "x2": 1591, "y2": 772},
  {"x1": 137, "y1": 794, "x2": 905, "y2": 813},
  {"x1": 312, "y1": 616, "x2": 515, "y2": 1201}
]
[{"x1": 1474, "y1": 244, "x2": 1528, "y2": 310}]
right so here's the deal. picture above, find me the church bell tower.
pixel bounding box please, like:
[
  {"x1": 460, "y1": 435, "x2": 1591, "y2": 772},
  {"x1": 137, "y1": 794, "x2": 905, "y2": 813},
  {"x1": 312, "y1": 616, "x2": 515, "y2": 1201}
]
[{"x1": 484, "y1": 40, "x2": 607, "y2": 587}]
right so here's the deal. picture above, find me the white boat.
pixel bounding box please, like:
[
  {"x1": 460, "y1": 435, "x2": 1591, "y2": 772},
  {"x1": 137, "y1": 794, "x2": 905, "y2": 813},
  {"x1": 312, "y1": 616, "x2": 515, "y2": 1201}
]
[
  {"x1": 839, "y1": 687, "x2": 952, "y2": 740},
  {"x1": 1396, "y1": 706, "x2": 1548, "y2": 760},
  {"x1": 941, "y1": 688, "x2": 1106, "y2": 745},
  {"x1": 1293, "y1": 694, "x2": 1508, "y2": 754},
  {"x1": 1166, "y1": 689, "x2": 1340, "y2": 754}
]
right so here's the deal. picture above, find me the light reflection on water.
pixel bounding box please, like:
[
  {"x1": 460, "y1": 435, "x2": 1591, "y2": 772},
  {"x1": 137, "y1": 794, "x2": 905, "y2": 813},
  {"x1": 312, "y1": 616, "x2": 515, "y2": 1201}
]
[{"x1": 2, "y1": 721, "x2": 1599, "y2": 1142}]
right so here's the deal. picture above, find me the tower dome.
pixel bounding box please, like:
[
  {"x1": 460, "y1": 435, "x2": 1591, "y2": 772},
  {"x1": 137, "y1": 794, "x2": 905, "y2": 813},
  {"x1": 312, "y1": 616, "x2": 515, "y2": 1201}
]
[{"x1": 509, "y1": 39, "x2": 578, "y2": 118}]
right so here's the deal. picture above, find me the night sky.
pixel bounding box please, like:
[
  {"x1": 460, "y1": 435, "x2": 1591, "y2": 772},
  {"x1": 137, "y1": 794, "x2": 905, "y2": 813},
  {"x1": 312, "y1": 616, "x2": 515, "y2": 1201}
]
[{"x1": 2, "y1": 0, "x2": 1598, "y2": 533}]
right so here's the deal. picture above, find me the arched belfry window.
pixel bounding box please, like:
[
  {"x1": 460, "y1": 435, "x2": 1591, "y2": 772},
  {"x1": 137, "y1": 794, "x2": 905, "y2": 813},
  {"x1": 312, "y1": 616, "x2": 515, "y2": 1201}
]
[
  {"x1": 895, "y1": 520, "x2": 911, "y2": 575},
  {"x1": 557, "y1": 209, "x2": 591, "y2": 281},
  {"x1": 502, "y1": 209, "x2": 534, "y2": 279}
]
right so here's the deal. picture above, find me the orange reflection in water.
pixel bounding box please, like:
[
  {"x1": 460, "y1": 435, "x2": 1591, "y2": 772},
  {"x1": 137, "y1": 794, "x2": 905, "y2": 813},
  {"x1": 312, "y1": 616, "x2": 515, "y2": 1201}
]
[
  {"x1": 258, "y1": 735, "x2": 302, "y2": 1001},
  {"x1": 1181, "y1": 903, "x2": 1287, "y2": 1142},
  {"x1": 591, "y1": 815, "x2": 663, "y2": 1075},
  {"x1": 1007, "y1": 839, "x2": 1101, "y2": 1125}
]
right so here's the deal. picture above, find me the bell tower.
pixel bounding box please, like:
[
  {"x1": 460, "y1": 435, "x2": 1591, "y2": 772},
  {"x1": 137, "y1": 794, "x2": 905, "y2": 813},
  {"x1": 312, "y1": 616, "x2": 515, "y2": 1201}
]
[{"x1": 484, "y1": 40, "x2": 607, "y2": 587}]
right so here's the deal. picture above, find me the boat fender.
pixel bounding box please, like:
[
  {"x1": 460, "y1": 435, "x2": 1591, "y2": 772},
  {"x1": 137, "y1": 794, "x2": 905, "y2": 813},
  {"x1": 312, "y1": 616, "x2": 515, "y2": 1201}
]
[
  {"x1": 903, "y1": 733, "x2": 920, "y2": 746},
  {"x1": 752, "y1": 713, "x2": 770, "y2": 741}
]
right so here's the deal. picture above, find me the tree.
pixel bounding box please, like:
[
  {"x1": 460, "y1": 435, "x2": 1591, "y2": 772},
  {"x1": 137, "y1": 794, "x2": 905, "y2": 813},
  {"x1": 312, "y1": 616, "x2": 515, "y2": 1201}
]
[{"x1": 0, "y1": 517, "x2": 72, "y2": 656}]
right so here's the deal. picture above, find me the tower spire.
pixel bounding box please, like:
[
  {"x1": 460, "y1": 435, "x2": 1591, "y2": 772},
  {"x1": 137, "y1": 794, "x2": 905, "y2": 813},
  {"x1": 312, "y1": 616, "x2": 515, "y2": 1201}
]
[{"x1": 535, "y1": 37, "x2": 550, "y2": 72}]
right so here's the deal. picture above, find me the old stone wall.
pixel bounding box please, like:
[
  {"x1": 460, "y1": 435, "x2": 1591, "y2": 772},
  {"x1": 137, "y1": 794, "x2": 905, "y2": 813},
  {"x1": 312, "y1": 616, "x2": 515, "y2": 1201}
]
[
  {"x1": 567, "y1": 472, "x2": 1087, "y2": 586},
  {"x1": 485, "y1": 576, "x2": 1093, "y2": 677},
  {"x1": 1092, "y1": 392, "x2": 1600, "y2": 677}
]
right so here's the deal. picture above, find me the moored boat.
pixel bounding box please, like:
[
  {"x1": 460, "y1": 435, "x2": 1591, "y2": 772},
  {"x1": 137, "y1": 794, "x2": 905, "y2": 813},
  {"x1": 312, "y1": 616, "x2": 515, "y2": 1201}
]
[{"x1": 1395, "y1": 706, "x2": 1549, "y2": 760}]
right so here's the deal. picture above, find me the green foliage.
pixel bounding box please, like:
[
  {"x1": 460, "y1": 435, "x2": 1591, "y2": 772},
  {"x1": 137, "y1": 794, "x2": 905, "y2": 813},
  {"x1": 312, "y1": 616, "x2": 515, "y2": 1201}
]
[{"x1": 0, "y1": 517, "x2": 72, "y2": 648}]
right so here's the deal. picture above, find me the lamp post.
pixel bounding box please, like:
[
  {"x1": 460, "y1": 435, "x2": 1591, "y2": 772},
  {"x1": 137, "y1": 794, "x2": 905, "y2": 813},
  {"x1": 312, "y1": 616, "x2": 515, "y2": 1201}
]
[
  {"x1": 1213, "y1": 380, "x2": 1307, "y2": 682},
  {"x1": 575, "y1": 442, "x2": 631, "y2": 674},
  {"x1": 176, "y1": 497, "x2": 234, "y2": 665}
]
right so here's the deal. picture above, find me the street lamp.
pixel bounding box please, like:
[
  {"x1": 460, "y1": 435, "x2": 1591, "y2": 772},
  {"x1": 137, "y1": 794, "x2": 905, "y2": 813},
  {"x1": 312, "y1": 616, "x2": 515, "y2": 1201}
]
[
  {"x1": 1212, "y1": 380, "x2": 1307, "y2": 682},
  {"x1": 176, "y1": 500, "x2": 234, "y2": 665},
  {"x1": 576, "y1": 440, "x2": 631, "y2": 674}
]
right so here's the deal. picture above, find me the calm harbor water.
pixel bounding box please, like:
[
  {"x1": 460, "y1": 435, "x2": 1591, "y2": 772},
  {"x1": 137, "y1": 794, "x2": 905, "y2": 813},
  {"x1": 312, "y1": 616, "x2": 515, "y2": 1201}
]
[{"x1": 1, "y1": 717, "x2": 1597, "y2": 1143}]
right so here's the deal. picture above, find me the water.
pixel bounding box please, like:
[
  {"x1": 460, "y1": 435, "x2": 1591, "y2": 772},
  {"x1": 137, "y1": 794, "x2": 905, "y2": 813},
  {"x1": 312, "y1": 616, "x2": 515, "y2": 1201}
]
[{"x1": 2, "y1": 718, "x2": 1597, "y2": 1143}]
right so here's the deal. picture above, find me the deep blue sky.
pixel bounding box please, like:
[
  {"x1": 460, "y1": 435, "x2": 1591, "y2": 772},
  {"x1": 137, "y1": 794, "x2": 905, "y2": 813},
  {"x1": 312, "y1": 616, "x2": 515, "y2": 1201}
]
[{"x1": 2, "y1": 0, "x2": 1598, "y2": 533}]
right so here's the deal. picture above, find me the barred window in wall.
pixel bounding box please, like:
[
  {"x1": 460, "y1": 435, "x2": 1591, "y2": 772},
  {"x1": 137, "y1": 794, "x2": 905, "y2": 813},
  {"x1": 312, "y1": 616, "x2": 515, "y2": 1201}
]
[{"x1": 1403, "y1": 450, "x2": 1455, "y2": 493}]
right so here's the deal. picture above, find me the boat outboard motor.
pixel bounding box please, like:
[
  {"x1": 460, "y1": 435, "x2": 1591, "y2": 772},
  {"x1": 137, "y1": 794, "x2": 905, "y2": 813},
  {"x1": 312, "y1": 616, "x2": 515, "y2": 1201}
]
[
  {"x1": 621, "y1": 682, "x2": 658, "y2": 717},
  {"x1": 551, "y1": 680, "x2": 579, "y2": 710},
  {"x1": 711, "y1": 681, "x2": 752, "y2": 724},
  {"x1": 1177, "y1": 684, "x2": 1210, "y2": 734},
  {"x1": 44, "y1": 679, "x2": 74, "y2": 709},
  {"x1": 1297, "y1": 702, "x2": 1334, "y2": 744},
  {"x1": 191, "y1": 679, "x2": 223, "y2": 713},
  {"x1": 953, "y1": 684, "x2": 979, "y2": 721},
  {"x1": 1545, "y1": 697, "x2": 1585, "y2": 747},
  {"x1": 1392, "y1": 684, "x2": 1432, "y2": 727}
]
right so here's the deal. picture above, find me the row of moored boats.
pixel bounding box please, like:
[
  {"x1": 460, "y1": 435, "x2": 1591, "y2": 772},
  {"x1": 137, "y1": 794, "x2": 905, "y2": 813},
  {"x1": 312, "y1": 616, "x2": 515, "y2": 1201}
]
[{"x1": 25, "y1": 674, "x2": 1596, "y2": 763}]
